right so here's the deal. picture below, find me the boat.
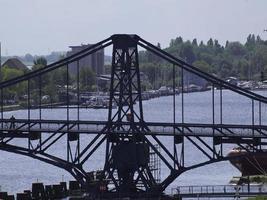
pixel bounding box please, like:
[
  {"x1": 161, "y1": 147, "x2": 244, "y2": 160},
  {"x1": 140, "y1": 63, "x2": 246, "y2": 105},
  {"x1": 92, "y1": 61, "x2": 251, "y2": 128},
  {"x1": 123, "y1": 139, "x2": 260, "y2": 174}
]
[
  {"x1": 81, "y1": 95, "x2": 117, "y2": 109},
  {"x1": 158, "y1": 86, "x2": 170, "y2": 96},
  {"x1": 228, "y1": 147, "x2": 267, "y2": 176}
]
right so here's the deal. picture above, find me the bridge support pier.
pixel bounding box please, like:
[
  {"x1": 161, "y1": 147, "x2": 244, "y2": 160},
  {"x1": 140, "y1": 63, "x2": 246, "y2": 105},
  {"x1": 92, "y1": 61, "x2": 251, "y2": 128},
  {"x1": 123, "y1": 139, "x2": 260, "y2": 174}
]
[{"x1": 101, "y1": 35, "x2": 157, "y2": 194}]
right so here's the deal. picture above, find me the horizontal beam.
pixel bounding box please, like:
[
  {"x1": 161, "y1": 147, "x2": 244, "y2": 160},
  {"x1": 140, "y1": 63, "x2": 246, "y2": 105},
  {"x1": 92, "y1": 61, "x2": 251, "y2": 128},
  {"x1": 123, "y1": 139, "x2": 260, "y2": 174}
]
[{"x1": 0, "y1": 119, "x2": 267, "y2": 139}]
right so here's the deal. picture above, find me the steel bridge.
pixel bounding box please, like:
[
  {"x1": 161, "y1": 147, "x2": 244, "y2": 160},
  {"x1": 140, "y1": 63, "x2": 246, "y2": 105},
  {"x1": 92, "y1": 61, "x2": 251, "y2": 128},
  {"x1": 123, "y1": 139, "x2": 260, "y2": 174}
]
[
  {"x1": 172, "y1": 184, "x2": 267, "y2": 199},
  {"x1": 0, "y1": 34, "x2": 267, "y2": 197}
]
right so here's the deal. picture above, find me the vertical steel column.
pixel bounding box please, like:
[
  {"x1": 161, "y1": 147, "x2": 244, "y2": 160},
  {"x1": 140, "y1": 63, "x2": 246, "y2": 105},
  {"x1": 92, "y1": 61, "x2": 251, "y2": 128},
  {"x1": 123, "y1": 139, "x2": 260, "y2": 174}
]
[
  {"x1": 0, "y1": 42, "x2": 1, "y2": 80},
  {"x1": 212, "y1": 85, "x2": 215, "y2": 125},
  {"x1": 28, "y1": 80, "x2": 31, "y2": 149},
  {"x1": 77, "y1": 60, "x2": 80, "y2": 163},
  {"x1": 107, "y1": 35, "x2": 144, "y2": 123},
  {"x1": 39, "y1": 76, "x2": 42, "y2": 125},
  {"x1": 173, "y1": 64, "x2": 177, "y2": 168},
  {"x1": 0, "y1": 43, "x2": 2, "y2": 129},
  {"x1": 105, "y1": 46, "x2": 116, "y2": 167},
  {"x1": 259, "y1": 101, "x2": 262, "y2": 149},
  {"x1": 107, "y1": 45, "x2": 116, "y2": 122},
  {"x1": 181, "y1": 67, "x2": 184, "y2": 166},
  {"x1": 220, "y1": 86, "x2": 222, "y2": 124},
  {"x1": 39, "y1": 75, "x2": 42, "y2": 150},
  {"x1": 212, "y1": 84, "x2": 215, "y2": 158},
  {"x1": 220, "y1": 86, "x2": 223, "y2": 156},
  {"x1": 0, "y1": 88, "x2": 2, "y2": 130},
  {"x1": 252, "y1": 99, "x2": 255, "y2": 138},
  {"x1": 259, "y1": 102, "x2": 261, "y2": 126},
  {"x1": 104, "y1": 35, "x2": 153, "y2": 193},
  {"x1": 135, "y1": 48, "x2": 144, "y2": 122},
  {"x1": 67, "y1": 64, "x2": 69, "y2": 122},
  {"x1": 67, "y1": 64, "x2": 70, "y2": 162}
]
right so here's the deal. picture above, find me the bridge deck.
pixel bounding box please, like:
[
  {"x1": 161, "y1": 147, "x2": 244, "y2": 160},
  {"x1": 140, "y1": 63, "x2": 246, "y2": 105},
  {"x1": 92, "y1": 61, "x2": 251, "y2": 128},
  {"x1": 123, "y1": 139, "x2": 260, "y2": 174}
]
[
  {"x1": 1, "y1": 118, "x2": 267, "y2": 138},
  {"x1": 173, "y1": 184, "x2": 267, "y2": 198}
]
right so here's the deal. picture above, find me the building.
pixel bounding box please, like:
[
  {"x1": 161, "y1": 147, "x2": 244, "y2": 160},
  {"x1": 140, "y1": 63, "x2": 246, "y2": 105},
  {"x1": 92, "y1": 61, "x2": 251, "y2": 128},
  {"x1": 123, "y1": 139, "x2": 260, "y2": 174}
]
[
  {"x1": 2, "y1": 58, "x2": 28, "y2": 71},
  {"x1": 183, "y1": 71, "x2": 207, "y2": 88},
  {"x1": 66, "y1": 44, "x2": 104, "y2": 75}
]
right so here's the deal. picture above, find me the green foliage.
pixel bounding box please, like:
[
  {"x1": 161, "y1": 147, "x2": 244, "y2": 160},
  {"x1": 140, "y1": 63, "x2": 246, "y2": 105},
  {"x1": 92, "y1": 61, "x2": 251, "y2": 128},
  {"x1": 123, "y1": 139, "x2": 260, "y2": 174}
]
[
  {"x1": 1, "y1": 66, "x2": 27, "y2": 100},
  {"x1": 226, "y1": 41, "x2": 247, "y2": 56},
  {"x1": 80, "y1": 67, "x2": 96, "y2": 91},
  {"x1": 247, "y1": 196, "x2": 267, "y2": 200},
  {"x1": 33, "y1": 57, "x2": 47, "y2": 67},
  {"x1": 52, "y1": 67, "x2": 73, "y2": 86},
  {"x1": 179, "y1": 41, "x2": 196, "y2": 64},
  {"x1": 193, "y1": 60, "x2": 212, "y2": 73},
  {"x1": 2, "y1": 66, "x2": 24, "y2": 80},
  {"x1": 139, "y1": 63, "x2": 174, "y2": 89},
  {"x1": 2, "y1": 33, "x2": 267, "y2": 104},
  {"x1": 250, "y1": 175, "x2": 267, "y2": 183},
  {"x1": 139, "y1": 34, "x2": 267, "y2": 81}
]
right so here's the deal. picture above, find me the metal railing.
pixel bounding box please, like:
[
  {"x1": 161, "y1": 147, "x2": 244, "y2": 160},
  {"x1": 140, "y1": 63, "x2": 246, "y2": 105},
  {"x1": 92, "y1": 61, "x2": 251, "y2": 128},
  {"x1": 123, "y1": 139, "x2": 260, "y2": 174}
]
[{"x1": 172, "y1": 184, "x2": 267, "y2": 197}]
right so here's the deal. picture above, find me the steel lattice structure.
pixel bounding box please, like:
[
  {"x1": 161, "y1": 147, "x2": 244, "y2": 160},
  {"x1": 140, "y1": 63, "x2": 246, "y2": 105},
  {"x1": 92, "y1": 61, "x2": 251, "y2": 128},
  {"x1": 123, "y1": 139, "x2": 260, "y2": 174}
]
[{"x1": 0, "y1": 34, "x2": 267, "y2": 197}]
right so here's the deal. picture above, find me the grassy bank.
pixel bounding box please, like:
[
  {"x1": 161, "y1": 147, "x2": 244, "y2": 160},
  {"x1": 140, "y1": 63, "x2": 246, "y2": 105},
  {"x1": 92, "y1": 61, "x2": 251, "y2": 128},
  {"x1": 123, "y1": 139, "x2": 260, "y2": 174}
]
[
  {"x1": 250, "y1": 176, "x2": 267, "y2": 184},
  {"x1": 247, "y1": 196, "x2": 267, "y2": 200},
  {"x1": 3, "y1": 104, "x2": 22, "y2": 112},
  {"x1": 231, "y1": 176, "x2": 267, "y2": 185}
]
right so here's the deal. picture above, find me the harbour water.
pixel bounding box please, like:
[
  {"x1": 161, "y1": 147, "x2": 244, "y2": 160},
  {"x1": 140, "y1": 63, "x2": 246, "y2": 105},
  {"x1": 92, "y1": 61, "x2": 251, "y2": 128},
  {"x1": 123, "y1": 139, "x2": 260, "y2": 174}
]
[{"x1": 1, "y1": 89, "x2": 267, "y2": 195}]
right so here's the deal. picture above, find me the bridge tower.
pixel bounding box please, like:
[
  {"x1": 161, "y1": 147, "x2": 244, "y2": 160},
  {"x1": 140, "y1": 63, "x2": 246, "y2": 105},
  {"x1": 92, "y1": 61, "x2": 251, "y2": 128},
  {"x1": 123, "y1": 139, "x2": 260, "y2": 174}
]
[{"x1": 103, "y1": 35, "x2": 156, "y2": 194}]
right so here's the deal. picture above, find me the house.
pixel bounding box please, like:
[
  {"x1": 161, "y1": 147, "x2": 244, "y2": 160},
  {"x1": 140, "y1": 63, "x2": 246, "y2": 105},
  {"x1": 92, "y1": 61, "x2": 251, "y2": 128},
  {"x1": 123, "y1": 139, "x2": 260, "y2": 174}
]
[{"x1": 2, "y1": 58, "x2": 28, "y2": 71}]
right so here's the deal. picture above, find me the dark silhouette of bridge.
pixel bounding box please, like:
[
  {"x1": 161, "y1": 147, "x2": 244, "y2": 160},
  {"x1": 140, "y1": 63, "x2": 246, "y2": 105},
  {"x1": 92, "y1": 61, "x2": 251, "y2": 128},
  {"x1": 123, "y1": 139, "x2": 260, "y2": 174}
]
[{"x1": 0, "y1": 34, "x2": 267, "y2": 197}]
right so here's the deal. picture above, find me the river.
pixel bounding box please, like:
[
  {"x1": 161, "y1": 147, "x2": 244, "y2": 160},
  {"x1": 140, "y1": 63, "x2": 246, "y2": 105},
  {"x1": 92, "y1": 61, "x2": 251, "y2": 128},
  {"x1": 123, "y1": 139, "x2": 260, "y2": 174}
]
[{"x1": 1, "y1": 89, "x2": 267, "y2": 195}]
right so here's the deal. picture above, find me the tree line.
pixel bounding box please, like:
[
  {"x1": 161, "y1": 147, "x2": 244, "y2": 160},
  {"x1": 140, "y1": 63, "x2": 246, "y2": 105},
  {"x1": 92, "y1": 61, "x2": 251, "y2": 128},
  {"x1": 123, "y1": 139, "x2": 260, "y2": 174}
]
[
  {"x1": 1, "y1": 57, "x2": 96, "y2": 103},
  {"x1": 139, "y1": 34, "x2": 267, "y2": 89},
  {"x1": 2, "y1": 34, "x2": 267, "y2": 102}
]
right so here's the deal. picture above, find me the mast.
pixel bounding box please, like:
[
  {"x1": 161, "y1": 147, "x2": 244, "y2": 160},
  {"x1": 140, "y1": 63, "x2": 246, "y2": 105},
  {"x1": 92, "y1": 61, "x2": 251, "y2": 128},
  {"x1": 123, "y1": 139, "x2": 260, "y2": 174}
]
[{"x1": 0, "y1": 42, "x2": 2, "y2": 82}]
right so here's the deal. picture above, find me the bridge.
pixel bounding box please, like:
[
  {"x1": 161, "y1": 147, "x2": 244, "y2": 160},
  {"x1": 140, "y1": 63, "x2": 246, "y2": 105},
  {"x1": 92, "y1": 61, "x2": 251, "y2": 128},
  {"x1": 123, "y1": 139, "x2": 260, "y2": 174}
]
[
  {"x1": 0, "y1": 34, "x2": 267, "y2": 197},
  {"x1": 172, "y1": 184, "x2": 267, "y2": 199}
]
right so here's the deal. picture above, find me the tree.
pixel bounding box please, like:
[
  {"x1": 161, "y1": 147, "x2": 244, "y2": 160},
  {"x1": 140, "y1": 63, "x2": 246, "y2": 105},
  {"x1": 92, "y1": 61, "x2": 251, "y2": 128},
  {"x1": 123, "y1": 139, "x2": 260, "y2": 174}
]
[
  {"x1": 235, "y1": 59, "x2": 250, "y2": 79},
  {"x1": 33, "y1": 57, "x2": 47, "y2": 67},
  {"x1": 226, "y1": 42, "x2": 247, "y2": 56},
  {"x1": 170, "y1": 36, "x2": 183, "y2": 47},
  {"x1": 80, "y1": 67, "x2": 96, "y2": 91},
  {"x1": 214, "y1": 40, "x2": 223, "y2": 55},
  {"x1": 207, "y1": 38, "x2": 214, "y2": 47},
  {"x1": 52, "y1": 67, "x2": 73, "y2": 86},
  {"x1": 192, "y1": 38, "x2": 198, "y2": 46},
  {"x1": 1, "y1": 66, "x2": 26, "y2": 100},
  {"x1": 179, "y1": 42, "x2": 196, "y2": 64},
  {"x1": 2, "y1": 66, "x2": 24, "y2": 80},
  {"x1": 24, "y1": 53, "x2": 34, "y2": 63},
  {"x1": 193, "y1": 60, "x2": 212, "y2": 73},
  {"x1": 31, "y1": 57, "x2": 50, "y2": 90},
  {"x1": 225, "y1": 40, "x2": 229, "y2": 48},
  {"x1": 146, "y1": 43, "x2": 162, "y2": 63},
  {"x1": 141, "y1": 33, "x2": 267, "y2": 82},
  {"x1": 218, "y1": 60, "x2": 233, "y2": 78},
  {"x1": 245, "y1": 34, "x2": 256, "y2": 50}
]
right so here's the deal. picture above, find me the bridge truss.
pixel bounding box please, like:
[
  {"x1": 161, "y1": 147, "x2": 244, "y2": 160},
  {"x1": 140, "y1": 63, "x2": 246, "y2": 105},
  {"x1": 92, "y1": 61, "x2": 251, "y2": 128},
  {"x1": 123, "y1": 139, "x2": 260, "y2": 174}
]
[{"x1": 0, "y1": 34, "x2": 267, "y2": 196}]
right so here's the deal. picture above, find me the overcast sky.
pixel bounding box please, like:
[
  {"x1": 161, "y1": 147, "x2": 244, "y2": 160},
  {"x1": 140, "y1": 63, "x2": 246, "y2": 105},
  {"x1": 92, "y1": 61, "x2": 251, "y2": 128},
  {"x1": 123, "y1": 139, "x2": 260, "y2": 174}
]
[{"x1": 0, "y1": 0, "x2": 267, "y2": 56}]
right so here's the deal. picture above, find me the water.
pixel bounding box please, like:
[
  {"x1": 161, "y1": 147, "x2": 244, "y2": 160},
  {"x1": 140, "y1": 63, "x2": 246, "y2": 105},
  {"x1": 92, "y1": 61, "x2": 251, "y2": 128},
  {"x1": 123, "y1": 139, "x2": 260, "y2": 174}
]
[{"x1": 1, "y1": 89, "x2": 267, "y2": 195}]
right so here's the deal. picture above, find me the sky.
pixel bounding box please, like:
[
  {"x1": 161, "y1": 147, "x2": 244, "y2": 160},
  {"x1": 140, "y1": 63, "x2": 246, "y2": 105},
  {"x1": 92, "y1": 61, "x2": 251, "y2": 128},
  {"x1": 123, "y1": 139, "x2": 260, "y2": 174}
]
[{"x1": 0, "y1": 0, "x2": 267, "y2": 56}]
